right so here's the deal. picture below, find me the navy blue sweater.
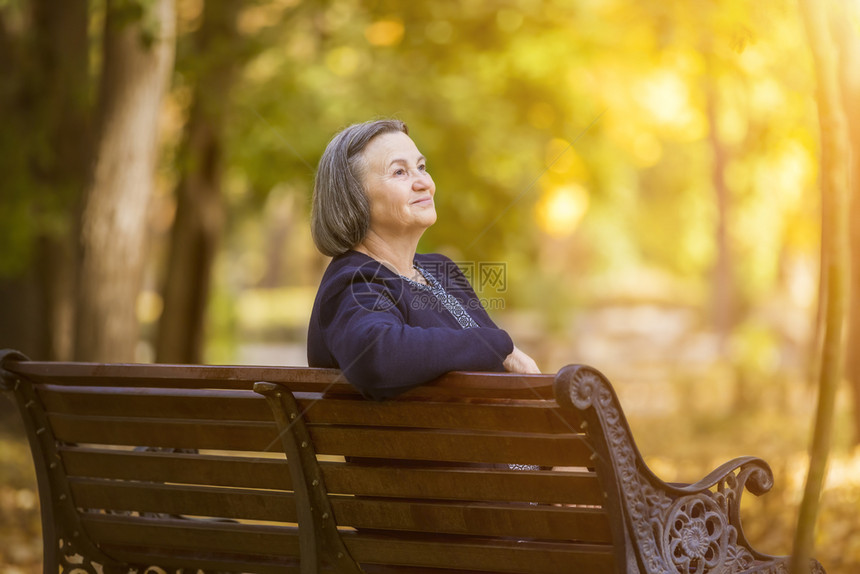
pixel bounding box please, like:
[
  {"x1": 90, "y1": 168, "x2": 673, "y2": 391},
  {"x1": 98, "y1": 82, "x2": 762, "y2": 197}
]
[{"x1": 307, "y1": 250, "x2": 514, "y2": 399}]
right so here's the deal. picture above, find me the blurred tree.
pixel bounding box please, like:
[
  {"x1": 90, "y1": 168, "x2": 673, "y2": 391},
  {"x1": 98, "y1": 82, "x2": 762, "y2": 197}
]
[
  {"x1": 831, "y1": 2, "x2": 860, "y2": 446},
  {"x1": 701, "y1": 24, "x2": 739, "y2": 355},
  {"x1": 76, "y1": 0, "x2": 176, "y2": 361},
  {"x1": 792, "y1": 0, "x2": 850, "y2": 570},
  {"x1": 155, "y1": 2, "x2": 241, "y2": 364},
  {"x1": 0, "y1": 0, "x2": 91, "y2": 360}
]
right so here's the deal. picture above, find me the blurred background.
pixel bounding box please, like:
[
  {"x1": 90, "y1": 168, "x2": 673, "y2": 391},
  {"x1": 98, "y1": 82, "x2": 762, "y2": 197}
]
[{"x1": 1, "y1": 0, "x2": 860, "y2": 572}]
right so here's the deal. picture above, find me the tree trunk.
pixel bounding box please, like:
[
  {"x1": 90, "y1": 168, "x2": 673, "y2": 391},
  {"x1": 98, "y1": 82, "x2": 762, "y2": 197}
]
[
  {"x1": 76, "y1": 0, "x2": 176, "y2": 362},
  {"x1": 832, "y1": 0, "x2": 860, "y2": 446},
  {"x1": 707, "y1": 104, "x2": 734, "y2": 348},
  {"x1": 701, "y1": 44, "x2": 736, "y2": 357},
  {"x1": 791, "y1": 0, "x2": 851, "y2": 571},
  {"x1": 0, "y1": 0, "x2": 91, "y2": 360},
  {"x1": 155, "y1": 2, "x2": 240, "y2": 364},
  {"x1": 30, "y1": 0, "x2": 91, "y2": 361}
]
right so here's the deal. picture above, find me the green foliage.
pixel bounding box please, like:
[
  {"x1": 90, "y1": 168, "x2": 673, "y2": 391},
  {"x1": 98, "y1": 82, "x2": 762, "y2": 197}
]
[
  {"x1": 154, "y1": 0, "x2": 829, "y2": 375},
  {"x1": 220, "y1": 0, "x2": 815, "y2": 297},
  {"x1": 2, "y1": 0, "x2": 823, "y2": 321}
]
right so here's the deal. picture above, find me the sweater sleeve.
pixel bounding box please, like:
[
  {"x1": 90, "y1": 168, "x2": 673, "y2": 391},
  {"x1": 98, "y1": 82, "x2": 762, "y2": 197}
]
[{"x1": 319, "y1": 276, "x2": 514, "y2": 400}]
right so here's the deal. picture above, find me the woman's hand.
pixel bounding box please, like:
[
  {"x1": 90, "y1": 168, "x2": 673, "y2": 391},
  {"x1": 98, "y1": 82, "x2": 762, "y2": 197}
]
[{"x1": 503, "y1": 346, "x2": 540, "y2": 374}]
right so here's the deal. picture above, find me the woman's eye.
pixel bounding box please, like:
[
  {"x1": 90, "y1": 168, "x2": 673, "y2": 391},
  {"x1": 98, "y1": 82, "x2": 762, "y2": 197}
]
[
  {"x1": 394, "y1": 169, "x2": 406, "y2": 176},
  {"x1": 418, "y1": 164, "x2": 427, "y2": 172}
]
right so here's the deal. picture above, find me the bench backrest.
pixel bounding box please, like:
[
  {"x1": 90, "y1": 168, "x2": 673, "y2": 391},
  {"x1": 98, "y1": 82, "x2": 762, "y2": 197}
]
[
  {"x1": 3, "y1": 359, "x2": 327, "y2": 572},
  {"x1": 255, "y1": 379, "x2": 614, "y2": 574},
  {"x1": 1, "y1": 353, "x2": 617, "y2": 574}
]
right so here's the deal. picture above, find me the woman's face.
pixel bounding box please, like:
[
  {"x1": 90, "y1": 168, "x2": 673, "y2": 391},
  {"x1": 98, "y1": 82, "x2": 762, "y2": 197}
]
[{"x1": 360, "y1": 131, "x2": 437, "y2": 239}]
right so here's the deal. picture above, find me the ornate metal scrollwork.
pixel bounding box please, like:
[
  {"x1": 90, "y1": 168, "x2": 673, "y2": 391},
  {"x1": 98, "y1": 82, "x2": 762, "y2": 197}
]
[
  {"x1": 662, "y1": 495, "x2": 729, "y2": 573},
  {"x1": 555, "y1": 364, "x2": 825, "y2": 574}
]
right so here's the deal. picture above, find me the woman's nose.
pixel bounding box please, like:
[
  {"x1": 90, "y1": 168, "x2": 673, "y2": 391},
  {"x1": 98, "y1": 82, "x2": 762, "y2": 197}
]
[{"x1": 412, "y1": 171, "x2": 432, "y2": 190}]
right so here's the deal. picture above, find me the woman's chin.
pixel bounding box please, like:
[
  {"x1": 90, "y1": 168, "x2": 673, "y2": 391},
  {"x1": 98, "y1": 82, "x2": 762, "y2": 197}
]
[{"x1": 420, "y1": 210, "x2": 437, "y2": 228}]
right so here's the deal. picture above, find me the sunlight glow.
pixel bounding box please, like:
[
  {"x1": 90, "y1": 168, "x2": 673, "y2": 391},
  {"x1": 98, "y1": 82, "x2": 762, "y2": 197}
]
[
  {"x1": 535, "y1": 184, "x2": 590, "y2": 237},
  {"x1": 637, "y1": 70, "x2": 689, "y2": 125},
  {"x1": 635, "y1": 69, "x2": 706, "y2": 140},
  {"x1": 136, "y1": 291, "x2": 164, "y2": 324},
  {"x1": 365, "y1": 19, "x2": 405, "y2": 47}
]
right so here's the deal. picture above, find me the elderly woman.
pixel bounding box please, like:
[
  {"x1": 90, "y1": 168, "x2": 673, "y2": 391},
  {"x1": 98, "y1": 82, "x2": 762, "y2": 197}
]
[{"x1": 308, "y1": 119, "x2": 539, "y2": 399}]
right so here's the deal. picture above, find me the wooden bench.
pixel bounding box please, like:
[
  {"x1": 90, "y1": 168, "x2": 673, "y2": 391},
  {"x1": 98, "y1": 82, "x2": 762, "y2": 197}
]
[{"x1": 0, "y1": 348, "x2": 825, "y2": 574}]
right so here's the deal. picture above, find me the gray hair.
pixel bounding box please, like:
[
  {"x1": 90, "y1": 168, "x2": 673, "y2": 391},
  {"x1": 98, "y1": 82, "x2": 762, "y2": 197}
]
[{"x1": 311, "y1": 119, "x2": 409, "y2": 256}]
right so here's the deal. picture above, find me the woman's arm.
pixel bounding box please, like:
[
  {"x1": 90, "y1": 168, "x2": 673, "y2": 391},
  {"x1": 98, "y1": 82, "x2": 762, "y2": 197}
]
[
  {"x1": 420, "y1": 255, "x2": 540, "y2": 376},
  {"x1": 320, "y1": 279, "x2": 514, "y2": 400}
]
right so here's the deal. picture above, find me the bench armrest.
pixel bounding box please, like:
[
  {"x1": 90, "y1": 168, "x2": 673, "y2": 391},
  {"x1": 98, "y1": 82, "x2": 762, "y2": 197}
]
[
  {"x1": 554, "y1": 364, "x2": 825, "y2": 574},
  {"x1": 672, "y1": 455, "x2": 774, "y2": 497}
]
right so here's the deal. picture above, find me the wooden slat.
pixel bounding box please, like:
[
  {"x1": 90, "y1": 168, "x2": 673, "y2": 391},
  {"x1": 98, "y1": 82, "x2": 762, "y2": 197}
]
[
  {"x1": 59, "y1": 448, "x2": 602, "y2": 505},
  {"x1": 69, "y1": 478, "x2": 297, "y2": 522},
  {"x1": 60, "y1": 447, "x2": 292, "y2": 489},
  {"x1": 330, "y1": 498, "x2": 611, "y2": 543},
  {"x1": 345, "y1": 534, "x2": 615, "y2": 574},
  {"x1": 84, "y1": 512, "x2": 614, "y2": 574},
  {"x1": 37, "y1": 385, "x2": 578, "y2": 433},
  {"x1": 360, "y1": 567, "x2": 538, "y2": 574},
  {"x1": 7, "y1": 361, "x2": 345, "y2": 390},
  {"x1": 80, "y1": 513, "x2": 302, "y2": 557},
  {"x1": 430, "y1": 371, "x2": 556, "y2": 399},
  {"x1": 37, "y1": 385, "x2": 273, "y2": 421},
  {"x1": 309, "y1": 427, "x2": 593, "y2": 467},
  {"x1": 49, "y1": 414, "x2": 280, "y2": 450},
  {"x1": 302, "y1": 398, "x2": 580, "y2": 434},
  {"x1": 95, "y1": 546, "x2": 303, "y2": 574},
  {"x1": 100, "y1": 541, "x2": 571, "y2": 574},
  {"x1": 50, "y1": 416, "x2": 589, "y2": 465},
  {"x1": 7, "y1": 360, "x2": 556, "y2": 398},
  {"x1": 81, "y1": 507, "x2": 613, "y2": 574},
  {"x1": 68, "y1": 477, "x2": 608, "y2": 543},
  {"x1": 323, "y1": 465, "x2": 603, "y2": 505}
]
